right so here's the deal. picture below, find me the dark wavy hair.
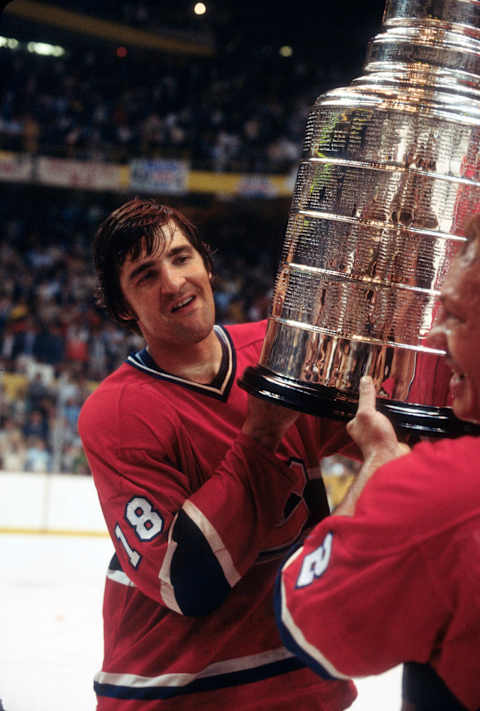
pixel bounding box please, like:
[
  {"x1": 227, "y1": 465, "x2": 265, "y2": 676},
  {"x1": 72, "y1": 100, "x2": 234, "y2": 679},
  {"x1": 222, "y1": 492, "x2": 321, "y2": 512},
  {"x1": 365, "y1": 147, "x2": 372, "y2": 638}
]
[{"x1": 93, "y1": 197, "x2": 214, "y2": 334}]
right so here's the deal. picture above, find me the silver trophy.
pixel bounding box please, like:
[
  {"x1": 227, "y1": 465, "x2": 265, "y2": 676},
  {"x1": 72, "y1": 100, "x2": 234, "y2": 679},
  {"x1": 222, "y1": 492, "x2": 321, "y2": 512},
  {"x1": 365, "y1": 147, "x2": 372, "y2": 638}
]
[{"x1": 240, "y1": 0, "x2": 480, "y2": 435}]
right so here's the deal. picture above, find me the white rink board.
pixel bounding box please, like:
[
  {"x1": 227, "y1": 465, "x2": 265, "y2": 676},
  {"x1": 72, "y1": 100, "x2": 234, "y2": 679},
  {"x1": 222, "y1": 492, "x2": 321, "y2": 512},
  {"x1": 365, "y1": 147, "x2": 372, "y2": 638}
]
[
  {"x1": 0, "y1": 472, "x2": 107, "y2": 534},
  {"x1": 1, "y1": 531, "x2": 402, "y2": 711}
]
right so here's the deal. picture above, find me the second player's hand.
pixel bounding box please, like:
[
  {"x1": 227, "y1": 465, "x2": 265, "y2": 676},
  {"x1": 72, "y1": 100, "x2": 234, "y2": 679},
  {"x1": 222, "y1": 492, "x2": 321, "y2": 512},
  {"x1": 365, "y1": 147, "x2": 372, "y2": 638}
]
[
  {"x1": 347, "y1": 376, "x2": 410, "y2": 463},
  {"x1": 335, "y1": 377, "x2": 410, "y2": 516}
]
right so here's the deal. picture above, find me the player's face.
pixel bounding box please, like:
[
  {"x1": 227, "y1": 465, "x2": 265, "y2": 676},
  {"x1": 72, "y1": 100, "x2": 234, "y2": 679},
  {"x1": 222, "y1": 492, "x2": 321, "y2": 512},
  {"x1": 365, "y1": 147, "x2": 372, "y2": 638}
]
[
  {"x1": 427, "y1": 237, "x2": 480, "y2": 423},
  {"x1": 119, "y1": 222, "x2": 215, "y2": 353}
]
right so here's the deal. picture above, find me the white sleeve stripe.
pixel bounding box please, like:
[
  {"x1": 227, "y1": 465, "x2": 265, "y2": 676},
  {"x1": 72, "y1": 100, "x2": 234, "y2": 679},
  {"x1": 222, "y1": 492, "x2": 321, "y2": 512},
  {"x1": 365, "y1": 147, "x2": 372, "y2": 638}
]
[
  {"x1": 280, "y1": 555, "x2": 350, "y2": 680},
  {"x1": 106, "y1": 569, "x2": 135, "y2": 587},
  {"x1": 197, "y1": 647, "x2": 294, "y2": 678},
  {"x1": 95, "y1": 647, "x2": 295, "y2": 689},
  {"x1": 157, "y1": 513, "x2": 182, "y2": 614},
  {"x1": 182, "y1": 499, "x2": 241, "y2": 587},
  {"x1": 95, "y1": 670, "x2": 195, "y2": 688}
]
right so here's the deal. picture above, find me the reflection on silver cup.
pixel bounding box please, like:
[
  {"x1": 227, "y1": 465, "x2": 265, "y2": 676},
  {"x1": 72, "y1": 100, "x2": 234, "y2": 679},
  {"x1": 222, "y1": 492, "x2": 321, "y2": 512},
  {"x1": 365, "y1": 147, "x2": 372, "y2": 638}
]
[{"x1": 240, "y1": 0, "x2": 480, "y2": 435}]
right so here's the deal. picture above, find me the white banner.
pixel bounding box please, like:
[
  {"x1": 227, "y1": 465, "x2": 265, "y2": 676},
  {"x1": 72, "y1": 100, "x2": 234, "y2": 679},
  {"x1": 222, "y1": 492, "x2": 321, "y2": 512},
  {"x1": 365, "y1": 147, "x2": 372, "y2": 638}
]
[
  {"x1": 37, "y1": 156, "x2": 123, "y2": 190},
  {"x1": 130, "y1": 158, "x2": 189, "y2": 194}
]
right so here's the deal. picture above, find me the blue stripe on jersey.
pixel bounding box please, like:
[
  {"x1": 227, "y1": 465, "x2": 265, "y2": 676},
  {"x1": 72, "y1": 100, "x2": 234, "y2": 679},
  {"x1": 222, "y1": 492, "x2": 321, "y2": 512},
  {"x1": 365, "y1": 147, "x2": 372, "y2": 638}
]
[
  {"x1": 108, "y1": 552, "x2": 122, "y2": 571},
  {"x1": 171, "y1": 509, "x2": 231, "y2": 616},
  {"x1": 94, "y1": 656, "x2": 306, "y2": 700},
  {"x1": 402, "y1": 663, "x2": 470, "y2": 710},
  {"x1": 125, "y1": 324, "x2": 237, "y2": 402},
  {"x1": 273, "y1": 566, "x2": 334, "y2": 680}
]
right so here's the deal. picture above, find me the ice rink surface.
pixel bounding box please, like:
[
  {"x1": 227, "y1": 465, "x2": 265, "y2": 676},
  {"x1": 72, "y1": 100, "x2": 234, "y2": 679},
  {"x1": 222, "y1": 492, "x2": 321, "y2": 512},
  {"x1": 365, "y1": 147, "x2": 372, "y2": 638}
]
[{"x1": 1, "y1": 534, "x2": 402, "y2": 711}]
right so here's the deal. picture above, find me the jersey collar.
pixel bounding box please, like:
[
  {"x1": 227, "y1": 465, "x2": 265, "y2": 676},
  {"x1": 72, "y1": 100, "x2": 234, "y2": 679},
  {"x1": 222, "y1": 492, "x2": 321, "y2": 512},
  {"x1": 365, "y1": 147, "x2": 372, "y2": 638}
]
[{"x1": 126, "y1": 325, "x2": 236, "y2": 401}]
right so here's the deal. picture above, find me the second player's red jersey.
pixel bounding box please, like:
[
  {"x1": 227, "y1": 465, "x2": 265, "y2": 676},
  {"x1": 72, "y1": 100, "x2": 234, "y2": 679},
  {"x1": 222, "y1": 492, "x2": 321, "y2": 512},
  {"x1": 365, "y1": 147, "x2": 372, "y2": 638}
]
[{"x1": 277, "y1": 435, "x2": 480, "y2": 710}]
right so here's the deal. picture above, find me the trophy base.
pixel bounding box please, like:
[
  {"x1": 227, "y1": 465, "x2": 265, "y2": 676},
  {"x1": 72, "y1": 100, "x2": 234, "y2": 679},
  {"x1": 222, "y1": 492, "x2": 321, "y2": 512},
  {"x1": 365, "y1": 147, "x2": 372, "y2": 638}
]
[{"x1": 238, "y1": 365, "x2": 480, "y2": 438}]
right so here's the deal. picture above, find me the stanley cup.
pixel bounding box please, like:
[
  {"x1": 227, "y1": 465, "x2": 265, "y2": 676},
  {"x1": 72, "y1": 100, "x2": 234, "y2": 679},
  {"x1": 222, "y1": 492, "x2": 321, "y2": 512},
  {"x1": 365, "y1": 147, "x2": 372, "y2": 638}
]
[{"x1": 240, "y1": 0, "x2": 480, "y2": 435}]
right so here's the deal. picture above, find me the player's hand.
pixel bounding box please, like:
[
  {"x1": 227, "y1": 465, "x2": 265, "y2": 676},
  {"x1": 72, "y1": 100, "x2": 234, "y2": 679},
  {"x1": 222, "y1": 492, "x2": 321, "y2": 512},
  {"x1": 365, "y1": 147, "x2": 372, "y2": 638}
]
[
  {"x1": 242, "y1": 394, "x2": 300, "y2": 450},
  {"x1": 347, "y1": 376, "x2": 410, "y2": 462}
]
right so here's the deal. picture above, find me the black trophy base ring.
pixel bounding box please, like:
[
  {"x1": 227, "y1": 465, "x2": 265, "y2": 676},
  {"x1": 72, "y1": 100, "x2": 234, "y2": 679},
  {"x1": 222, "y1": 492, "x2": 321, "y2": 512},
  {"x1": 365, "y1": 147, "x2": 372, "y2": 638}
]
[{"x1": 238, "y1": 365, "x2": 480, "y2": 438}]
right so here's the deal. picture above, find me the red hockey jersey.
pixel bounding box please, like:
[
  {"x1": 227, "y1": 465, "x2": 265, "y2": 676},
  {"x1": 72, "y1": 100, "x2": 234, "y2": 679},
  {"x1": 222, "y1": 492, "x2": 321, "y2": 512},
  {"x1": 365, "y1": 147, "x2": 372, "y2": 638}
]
[
  {"x1": 79, "y1": 321, "x2": 357, "y2": 710},
  {"x1": 276, "y1": 435, "x2": 480, "y2": 711}
]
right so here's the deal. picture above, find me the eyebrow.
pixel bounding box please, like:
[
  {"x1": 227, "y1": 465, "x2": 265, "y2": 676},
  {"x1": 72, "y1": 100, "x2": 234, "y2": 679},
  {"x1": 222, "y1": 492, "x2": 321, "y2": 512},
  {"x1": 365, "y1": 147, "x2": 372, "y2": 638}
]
[
  {"x1": 126, "y1": 245, "x2": 193, "y2": 283},
  {"x1": 127, "y1": 260, "x2": 155, "y2": 283},
  {"x1": 168, "y1": 244, "x2": 193, "y2": 258}
]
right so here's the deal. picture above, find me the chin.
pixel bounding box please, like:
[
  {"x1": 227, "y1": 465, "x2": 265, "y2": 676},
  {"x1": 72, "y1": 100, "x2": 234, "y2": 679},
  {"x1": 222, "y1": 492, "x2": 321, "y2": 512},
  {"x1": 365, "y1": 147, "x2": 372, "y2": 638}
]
[{"x1": 187, "y1": 320, "x2": 214, "y2": 343}]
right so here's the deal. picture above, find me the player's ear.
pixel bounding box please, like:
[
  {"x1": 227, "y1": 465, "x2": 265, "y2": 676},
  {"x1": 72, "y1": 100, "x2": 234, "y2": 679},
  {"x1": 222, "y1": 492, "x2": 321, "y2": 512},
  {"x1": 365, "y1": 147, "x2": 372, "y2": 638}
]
[{"x1": 118, "y1": 301, "x2": 137, "y2": 322}]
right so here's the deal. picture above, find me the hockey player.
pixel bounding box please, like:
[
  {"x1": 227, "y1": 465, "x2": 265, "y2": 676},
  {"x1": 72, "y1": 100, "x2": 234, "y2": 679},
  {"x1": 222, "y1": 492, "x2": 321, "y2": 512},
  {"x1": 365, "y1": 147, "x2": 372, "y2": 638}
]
[
  {"x1": 276, "y1": 215, "x2": 480, "y2": 710},
  {"x1": 78, "y1": 197, "x2": 358, "y2": 710}
]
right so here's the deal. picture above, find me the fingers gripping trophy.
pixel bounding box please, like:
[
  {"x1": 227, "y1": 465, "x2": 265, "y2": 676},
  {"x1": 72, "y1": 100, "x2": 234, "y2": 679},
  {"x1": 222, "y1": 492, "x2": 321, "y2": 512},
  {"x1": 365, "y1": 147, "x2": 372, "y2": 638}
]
[{"x1": 240, "y1": 0, "x2": 480, "y2": 437}]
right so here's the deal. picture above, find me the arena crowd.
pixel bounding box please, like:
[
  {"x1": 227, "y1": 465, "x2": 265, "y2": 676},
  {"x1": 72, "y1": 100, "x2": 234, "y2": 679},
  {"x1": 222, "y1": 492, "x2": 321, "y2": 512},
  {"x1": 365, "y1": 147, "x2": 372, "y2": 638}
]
[
  {"x1": 0, "y1": 39, "x2": 319, "y2": 173},
  {"x1": 0, "y1": 1, "x2": 363, "y2": 492},
  {"x1": 0, "y1": 186, "x2": 282, "y2": 475}
]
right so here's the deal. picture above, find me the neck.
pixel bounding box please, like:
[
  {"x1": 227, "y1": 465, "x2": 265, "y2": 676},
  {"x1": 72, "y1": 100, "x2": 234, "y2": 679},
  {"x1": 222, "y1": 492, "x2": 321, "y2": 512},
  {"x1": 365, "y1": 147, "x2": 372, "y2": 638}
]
[{"x1": 147, "y1": 328, "x2": 223, "y2": 384}]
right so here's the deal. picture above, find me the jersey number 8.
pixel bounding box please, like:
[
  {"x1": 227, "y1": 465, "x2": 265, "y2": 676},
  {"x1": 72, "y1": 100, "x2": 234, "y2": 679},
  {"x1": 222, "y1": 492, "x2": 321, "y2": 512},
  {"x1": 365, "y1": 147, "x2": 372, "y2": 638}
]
[{"x1": 115, "y1": 496, "x2": 164, "y2": 568}]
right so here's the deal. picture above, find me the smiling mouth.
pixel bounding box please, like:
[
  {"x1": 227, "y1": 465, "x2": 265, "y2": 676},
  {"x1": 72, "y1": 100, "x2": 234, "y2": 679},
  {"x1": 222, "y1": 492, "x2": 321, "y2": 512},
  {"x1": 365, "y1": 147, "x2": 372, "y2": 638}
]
[{"x1": 171, "y1": 295, "x2": 195, "y2": 313}]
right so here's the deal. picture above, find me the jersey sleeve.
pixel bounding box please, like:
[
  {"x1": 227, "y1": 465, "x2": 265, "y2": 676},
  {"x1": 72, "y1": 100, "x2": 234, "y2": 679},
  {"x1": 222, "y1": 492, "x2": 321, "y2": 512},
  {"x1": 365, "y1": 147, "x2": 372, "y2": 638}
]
[
  {"x1": 275, "y1": 442, "x2": 457, "y2": 680},
  {"x1": 79, "y1": 386, "x2": 308, "y2": 618}
]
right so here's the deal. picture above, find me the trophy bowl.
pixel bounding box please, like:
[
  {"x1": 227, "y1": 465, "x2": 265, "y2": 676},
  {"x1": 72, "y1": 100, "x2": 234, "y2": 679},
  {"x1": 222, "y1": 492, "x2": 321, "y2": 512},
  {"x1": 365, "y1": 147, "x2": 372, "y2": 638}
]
[{"x1": 239, "y1": 0, "x2": 480, "y2": 436}]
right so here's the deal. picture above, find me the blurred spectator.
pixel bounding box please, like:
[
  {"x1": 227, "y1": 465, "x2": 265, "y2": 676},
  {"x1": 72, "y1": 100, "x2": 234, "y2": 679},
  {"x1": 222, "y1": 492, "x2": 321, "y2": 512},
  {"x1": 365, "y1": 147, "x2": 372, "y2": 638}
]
[
  {"x1": 23, "y1": 409, "x2": 49, "y2": 442},
  {"x1": 61, "y1": 441, "x2": 90, "y2": 474},
  {"x1": 24, "y1": 372, "x2": 53, "y2": 414},
  {"x1": 2, "y1": 438, "x2": 27, "y2": 471},
  {"x1": 24, "y1": 436, "x2": 51, "y2": 473},
  {"x1": 33, "y1": 322, "x2": 65, "y2": 368},
  {"x1": 0, "y1": 418, "x2": 24, "y2": 461},
  {"x1": 64, "y1": 319, "x2": 89, "y2": 365},
  {"x1": 63, "y1": 397, "x2": 81, "y2": 433},
  {"x1": 56, "y1": 365, "x2": 83, "y2": 408},
  {"x1": 0, "y1": 425, "x2": 27, "y2": 472}
]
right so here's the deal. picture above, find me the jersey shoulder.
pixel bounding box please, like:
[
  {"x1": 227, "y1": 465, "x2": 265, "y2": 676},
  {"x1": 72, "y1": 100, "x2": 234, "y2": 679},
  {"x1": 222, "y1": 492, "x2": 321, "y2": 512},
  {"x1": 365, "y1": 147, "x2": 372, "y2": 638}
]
[
  {"x1": 356, "y1": 435, "x2": 480, "y2": 545},
  {"x1": 221, "y1": 320, "x2": 267, "y2": 351},
  {"x1": 381, "y1": 435, "x2": 479, "y2": 498},
  {"x1": 78, "y1": 362, "x2": 179, "y2": 450}
]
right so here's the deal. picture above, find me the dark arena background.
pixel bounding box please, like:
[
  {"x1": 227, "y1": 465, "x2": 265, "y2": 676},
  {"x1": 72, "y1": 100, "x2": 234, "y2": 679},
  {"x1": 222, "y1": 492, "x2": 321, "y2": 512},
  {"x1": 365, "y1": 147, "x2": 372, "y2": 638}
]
[{"x1": 0, "y1": 1, "x2": 401, "y2": 709}]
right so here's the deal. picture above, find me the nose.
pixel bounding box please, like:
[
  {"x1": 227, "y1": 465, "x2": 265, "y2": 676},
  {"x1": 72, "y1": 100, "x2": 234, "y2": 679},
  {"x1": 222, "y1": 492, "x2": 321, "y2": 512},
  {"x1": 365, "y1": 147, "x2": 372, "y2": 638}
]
[{"x1": 160, "y1": 264, "x2": 186, "y2": 294}]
